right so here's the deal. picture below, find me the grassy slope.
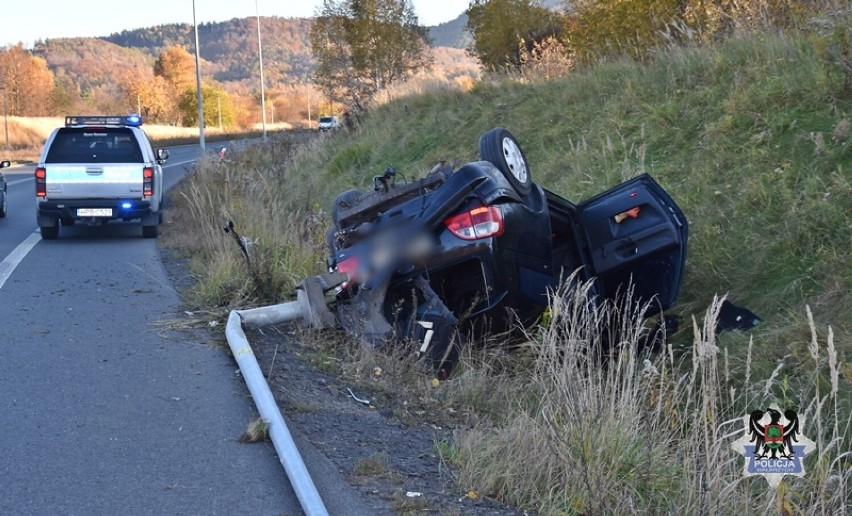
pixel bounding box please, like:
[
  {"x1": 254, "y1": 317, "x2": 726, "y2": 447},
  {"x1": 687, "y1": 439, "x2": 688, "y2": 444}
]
[
  {"x1": 283, "y1": 32, "x2": 850, "y2": 381},
  {"x1": 166, "y1": 26, "x2": 851, "y2": 513}
]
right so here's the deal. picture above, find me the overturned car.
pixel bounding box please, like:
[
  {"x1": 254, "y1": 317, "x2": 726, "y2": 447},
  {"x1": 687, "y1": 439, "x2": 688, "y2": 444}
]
[{"x1": 325, "y1": 128, "x2": 688, "y2": 376}]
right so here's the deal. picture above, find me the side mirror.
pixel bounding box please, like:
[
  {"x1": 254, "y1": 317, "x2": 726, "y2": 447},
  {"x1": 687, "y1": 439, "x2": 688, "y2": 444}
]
[
  {"x1": 0, "y1": 160, "x2": 10, "y2": 169},
  {"x1": 156, "y1": 148, "x2": 169, "y2": 164}
]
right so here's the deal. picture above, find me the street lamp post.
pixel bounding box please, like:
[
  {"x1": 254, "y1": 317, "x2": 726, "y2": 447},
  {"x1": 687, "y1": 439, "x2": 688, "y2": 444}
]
[
  {"x1": 256, "y1": 0, "x2": 268, "y2": 141},
  {"x1": 3, "y1": 86, "x2": 9, "y2": 151},
  {"x1": 192, "y1": 0, "x2": 206, "y2": 150}
]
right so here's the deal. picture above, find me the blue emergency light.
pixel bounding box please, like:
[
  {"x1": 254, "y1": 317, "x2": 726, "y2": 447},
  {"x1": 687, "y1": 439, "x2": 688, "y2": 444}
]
[{"x1": 64, "y1": 115, "x2": 144, "y2": 127}]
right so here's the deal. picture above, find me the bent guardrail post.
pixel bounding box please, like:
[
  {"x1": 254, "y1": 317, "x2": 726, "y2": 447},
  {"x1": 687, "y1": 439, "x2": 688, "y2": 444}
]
[{"x1": 225, "y1": 273, "x2": 346, "y2": 516}]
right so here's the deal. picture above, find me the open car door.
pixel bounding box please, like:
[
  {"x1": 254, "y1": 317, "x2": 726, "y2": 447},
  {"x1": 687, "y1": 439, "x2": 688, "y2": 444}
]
[{"x1": 577, "y1": 174, "x2": 688, "y2": 312}]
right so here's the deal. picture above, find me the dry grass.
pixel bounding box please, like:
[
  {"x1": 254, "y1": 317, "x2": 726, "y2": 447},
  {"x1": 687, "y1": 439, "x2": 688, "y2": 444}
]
[
  {"x1": 438, "y1": 278, "x2": 851, "y2": 513},
  {"x1": 238, "y1": 417, "x2": 270, "y2": 443},
  {"x1": 0, "y1": 116, "x2": 242, "y2": 161},
  {"x1": 160, "y1": 139, "x2": 328, "y2": 310}
]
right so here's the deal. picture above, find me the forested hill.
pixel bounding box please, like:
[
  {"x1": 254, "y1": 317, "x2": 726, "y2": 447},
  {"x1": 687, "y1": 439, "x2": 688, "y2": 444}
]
[
  {"x1": 98, "y1": 15, "x2": 470, "y2": 85},
  {"x1": 102, "y1": 17, "x2": 315, "y2": 86}
]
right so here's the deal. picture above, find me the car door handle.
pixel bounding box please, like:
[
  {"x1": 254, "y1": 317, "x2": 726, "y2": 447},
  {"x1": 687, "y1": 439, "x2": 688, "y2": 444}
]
[
  {"x1": 615, "y1": 239, "x2": 639, "y2": 256},
  {"x1": 86, "y1": 168, "x2": 104, "y2": 175}
]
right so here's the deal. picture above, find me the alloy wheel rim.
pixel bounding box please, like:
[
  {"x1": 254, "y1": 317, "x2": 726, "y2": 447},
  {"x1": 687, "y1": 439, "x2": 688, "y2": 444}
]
[{"x1": 502, "y1": 137, "x2": 528, "y2": 184}]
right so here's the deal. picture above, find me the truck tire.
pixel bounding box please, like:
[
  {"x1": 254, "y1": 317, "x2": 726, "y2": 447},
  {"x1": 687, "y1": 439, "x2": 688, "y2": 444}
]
[
  {"x1": 479, "y1": 127, "x2": 532, "y2": 195},
  {"x1": 142, "y1": 224, "x2": 159, "y2": 238},
  {"x1": 40, "y1": 225, "x2": 59, "y2": 240}
]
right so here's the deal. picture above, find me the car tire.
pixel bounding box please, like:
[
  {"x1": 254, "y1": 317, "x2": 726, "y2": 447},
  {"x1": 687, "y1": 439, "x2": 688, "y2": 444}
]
[
  {"x1": 142, "y1": 224, "x2": 159, "y2": 238},
  {"x1": 60, "y1": 218, "x2": 75, "y2": 226},
  {"x1": 479, "y1": 127, "x2": 532, "y2": 195},
  {"x1": 0, "y1": 190, "x2": 6, "y2": 218},
  {"x1": 40, "y1": 225, "x2": 58, "y2": 240}
]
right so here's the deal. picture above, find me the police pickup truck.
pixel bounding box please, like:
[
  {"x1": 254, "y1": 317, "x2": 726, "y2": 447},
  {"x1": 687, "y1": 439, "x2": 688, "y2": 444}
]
[{"x1": 35, "y1": 115, "x2": 169, "y2": 239}]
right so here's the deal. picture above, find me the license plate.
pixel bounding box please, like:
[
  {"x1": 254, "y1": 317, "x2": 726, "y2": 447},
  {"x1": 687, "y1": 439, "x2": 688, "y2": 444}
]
[{"x1": 77, "y1": 208, "x2": 113, "y2": 217}]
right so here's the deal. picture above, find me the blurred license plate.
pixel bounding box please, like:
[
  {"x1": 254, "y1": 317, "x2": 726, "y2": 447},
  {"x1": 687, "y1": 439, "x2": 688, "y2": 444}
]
[{"x1": 77, "y1": 208, "x2": 112, "y2": 217}]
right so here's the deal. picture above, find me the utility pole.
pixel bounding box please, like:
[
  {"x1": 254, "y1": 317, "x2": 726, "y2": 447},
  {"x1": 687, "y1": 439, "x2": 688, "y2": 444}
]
[
  {"x1": 192, "y1": 0, "x2": 206, "y2": 150},
  {"x1": 218, "y1": 95, "x2": 222, "y2": 130},
  {"x1": 306, "y1": 84, "x2": 312, "y2": 129},
  {"x1": 3, "y1": 86, "x2": 9, "y2": 151},
  {"x1": 256, "y1": 0, "x2": 267, "y2": 141}
]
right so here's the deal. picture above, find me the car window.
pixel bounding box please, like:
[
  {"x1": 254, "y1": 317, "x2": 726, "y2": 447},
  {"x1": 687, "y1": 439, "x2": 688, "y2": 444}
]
[
  {"x1": 45, "y1": 128, "x2": 143, "y2": 163},
  {"x1": 320, "y1": 117, "x2": 333, "y2": 123}
]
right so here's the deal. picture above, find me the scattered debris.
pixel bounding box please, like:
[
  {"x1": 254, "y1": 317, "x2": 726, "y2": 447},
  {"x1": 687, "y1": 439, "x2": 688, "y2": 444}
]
[
  {"x1": 238, "y1": 417, "x2": 270, "y2": 443},
  {"x1": 717, "y1": 300, "x2": 762, "y2": 331},
  {"x1": 347, "y1": 388, "x2": 371, "y2": 405}
]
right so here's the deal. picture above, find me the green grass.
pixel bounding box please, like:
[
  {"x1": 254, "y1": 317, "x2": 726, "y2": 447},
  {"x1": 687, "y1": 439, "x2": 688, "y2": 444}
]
[{"x1": 164, "y1": 19, "x2": 852, "y2": 514}]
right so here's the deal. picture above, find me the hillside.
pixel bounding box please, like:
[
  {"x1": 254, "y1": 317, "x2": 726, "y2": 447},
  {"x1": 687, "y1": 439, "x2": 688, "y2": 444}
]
[
  {"x1": 32, "y1": 38, "x2": 155, "y2": 112},
  {"x1": 27, "y1": 15, "x2": 476, "y2": 110},
  {"x1": 165, "y1": 22, "x2": 852, "y2": 512},
  {"x1": 429, "y1": 14, "x2": 470, "y2": 48},
  {"x1": 102, "y1": 18, "x2": 316, "y2": 88}
]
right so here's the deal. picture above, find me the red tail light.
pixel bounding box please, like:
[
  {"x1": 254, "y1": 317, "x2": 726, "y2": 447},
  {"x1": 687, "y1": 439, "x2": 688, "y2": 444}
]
[
  {"x1": 143, "y1": 167, "x2": 154, "y2": 197},
  {"x1": 35, "y1": 167, "x2": 46, "y2": 197},
  {"x1": 335, "y1": 255, "x2": 360, "y2": 289},
  {"x1": 444, "y1": 205, "x2": 504, "y2": 240}
]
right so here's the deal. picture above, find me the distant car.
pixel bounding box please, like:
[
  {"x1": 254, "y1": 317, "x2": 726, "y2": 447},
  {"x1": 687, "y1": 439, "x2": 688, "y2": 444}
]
[
  {"x1": 318, "y1": 116, "x2": 340, "y2": 131},
  {"x1": 326, "y1": 127, "x2": 688, "y2": 376},
  {"x1": 0, "y1": 160, "x2": 9, "y2": 218},
  {"x1": 34, "y1": 115, "x2": 169, "y2": 239}
]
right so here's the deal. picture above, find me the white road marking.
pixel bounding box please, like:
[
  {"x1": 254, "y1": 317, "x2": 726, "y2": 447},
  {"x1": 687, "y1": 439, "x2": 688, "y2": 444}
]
[
  {"x1": 8, "y1": 177, "x2": 33, "y2": 186},
  {"x1": 0, "y1": 230, "x2": 41, "y2": 290},
  {"x1": 164, "y1": 159, "x2": 197, "y2": 168}
]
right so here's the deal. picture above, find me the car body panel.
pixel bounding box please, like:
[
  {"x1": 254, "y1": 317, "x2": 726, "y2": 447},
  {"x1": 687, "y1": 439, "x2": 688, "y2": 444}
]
[{"x1": 575, "y1": 174, "x2": 688, "y2": 310}]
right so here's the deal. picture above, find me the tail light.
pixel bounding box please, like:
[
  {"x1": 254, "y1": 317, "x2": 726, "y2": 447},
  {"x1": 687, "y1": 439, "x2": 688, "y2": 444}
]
[
  {"x1": 143, "y1": 167, "x2": 154, "y2": 197},
  {"x1": 35, "y1": 167, "x2": 46, "y2": 197},
  {"x1": 444, "y1": 205, "x2": 504, "y2": 240},
  {"x1": 335, "y1": 255, "x2": 360, "y2": 289}
]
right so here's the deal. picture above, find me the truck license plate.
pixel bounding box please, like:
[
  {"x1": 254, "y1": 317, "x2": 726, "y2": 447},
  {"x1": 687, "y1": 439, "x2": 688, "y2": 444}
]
[{"x1": 77, "y1": 208, "x2": 112, "y2": 217}]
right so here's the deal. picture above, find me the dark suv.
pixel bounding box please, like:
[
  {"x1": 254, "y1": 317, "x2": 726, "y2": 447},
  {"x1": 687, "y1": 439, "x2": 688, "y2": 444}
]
[
  {"x1": 0, "y1": 160, "x2": 9, "y2": 218},
  {"x1": 326, "y1": 128, "x2": 688, "y2": 375}
]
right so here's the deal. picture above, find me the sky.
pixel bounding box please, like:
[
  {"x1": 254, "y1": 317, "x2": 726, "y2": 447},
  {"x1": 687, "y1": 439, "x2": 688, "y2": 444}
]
[{"x1": 0, "y1": 0, "x2": 470, "y2": 47}]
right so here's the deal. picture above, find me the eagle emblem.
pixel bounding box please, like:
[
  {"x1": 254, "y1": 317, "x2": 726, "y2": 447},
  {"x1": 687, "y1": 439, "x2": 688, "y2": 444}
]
[
  {"x1": 732, "y1": 404, "x2": 815, "y2": 487},
  {"x1": 748, "y1": 407, "x2": 800, "y2": 460}
]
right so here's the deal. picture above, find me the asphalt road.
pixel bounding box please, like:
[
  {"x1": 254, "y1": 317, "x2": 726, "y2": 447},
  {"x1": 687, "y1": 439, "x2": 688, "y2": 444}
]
[{"x1": 0, "y1": 145, "x2": 373, "y2": 515}]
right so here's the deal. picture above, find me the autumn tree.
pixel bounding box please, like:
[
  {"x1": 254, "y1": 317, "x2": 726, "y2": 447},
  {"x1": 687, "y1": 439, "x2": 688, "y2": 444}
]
[
  {"x1": 311, "y1": 0, "x2": 432, "y2": 113},
  {"x1": 177, "y1": 82, "x2": 237, "y2": 128},
  {"x1": 154, "y1": 45, "x2": 196, "y2": 93},
  {"x1": 564, "y1": 0, "x2": 688, "y2": 64},
  {"x1": 122, "y1": 74, "x2": 176, "y2": 124},
  {"x1": 563, "y1": 0, "x2": 818, "y2": 66},
  {"x1": 466, "y1": 0, "x2": 564, "y2": 71},
  {"x1": 0, "y1": 44, "x2": 56, "y2": 116}
]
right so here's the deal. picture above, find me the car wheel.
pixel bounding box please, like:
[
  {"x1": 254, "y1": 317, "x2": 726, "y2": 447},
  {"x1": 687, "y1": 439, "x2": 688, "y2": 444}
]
[
  {"x1": 0, "y1": 190, "x2": 6, "y2": 218},
  {"x1": 142, "y1": 224, "x2": 159, "y2": 238},
  {"x1": 60, "y1": 218, "x2": 75, "y2": 226},
  {"x1": 40, "y1": 225, "x2": 59, "y2": 240},
  {"x1": 479, "y1": 127, "x2": 532, "y2": 195}
]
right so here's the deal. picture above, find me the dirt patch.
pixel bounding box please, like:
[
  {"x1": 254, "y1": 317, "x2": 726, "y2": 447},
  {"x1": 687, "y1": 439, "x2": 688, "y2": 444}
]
[{"x1": 249, "y1": 328, "x2": 522, "y2": 515}]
